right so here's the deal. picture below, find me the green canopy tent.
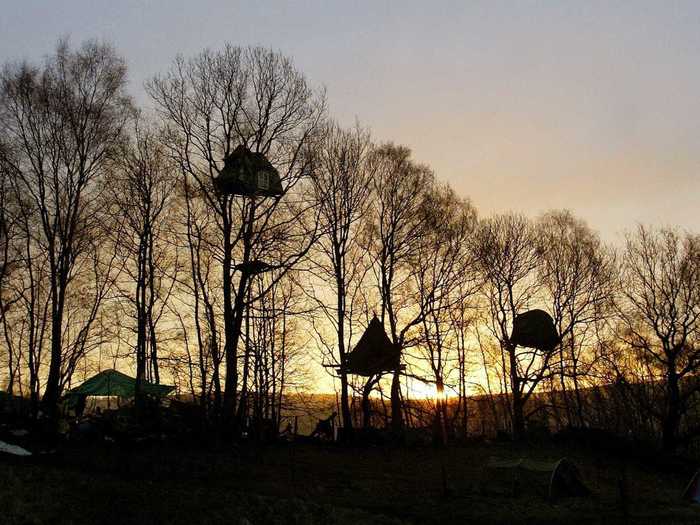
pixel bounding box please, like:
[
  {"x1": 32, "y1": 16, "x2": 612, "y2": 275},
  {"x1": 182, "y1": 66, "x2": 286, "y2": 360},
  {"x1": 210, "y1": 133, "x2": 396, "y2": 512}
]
[
  {"x1": 484, "y1": 457, "x2": 590, "y2": 500},
  {"x1": 67, "y1": 369, "x2": 174, "y2": 398}
]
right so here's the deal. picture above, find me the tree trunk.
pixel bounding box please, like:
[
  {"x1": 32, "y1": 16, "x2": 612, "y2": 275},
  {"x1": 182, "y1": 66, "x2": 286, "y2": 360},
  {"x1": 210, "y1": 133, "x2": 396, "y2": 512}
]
[
  {"x1": 662, "y1": 359, "x2": 681, "y2": 452},
  {"x1": 436, "y1": 377, "x2": 448, "y2": 446},
  {"x1": 223, "y1": 273, "x2": 248, "y2": 431},
  {"x1": 224, "y1": 198, "x2": 256, "y2": 435},
  {"x1": 340, "y1": 371, "x2": 353, "y2": 432},
  {"x1": 135, "y1": 238, "x2": 147, "y2": 415},
  {"x1": 331, "y1": 239, "x2": 354, "y2": 434},
  {"x1": 42, "y1": 264, "x2": 68, "y2": 423},
  {"x1": 508, "y1": 343, "x2": 526, "y2": 440},
  {"x1": 235, "y1": 289, "x2": 252, "y2": 430},
  {"x1": 361, "y1": 376, "x2": 379, "y2": 429},
  {"x1": 390, "y1": 369, "x2": 403, "y2": 434},
  {"x1": 559, "y1": 344, "x2": 573, "y2": 426},
  {"x1": 221, "y1": 207, "x2": 236, "y2": 426}
]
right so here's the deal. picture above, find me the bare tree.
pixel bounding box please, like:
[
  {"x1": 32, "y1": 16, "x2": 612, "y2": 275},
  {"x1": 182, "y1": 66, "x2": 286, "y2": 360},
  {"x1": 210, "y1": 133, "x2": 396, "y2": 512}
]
[
  {"x1": 366, "y1": 143, "x2": 434, "y2": 434},
  {"x1": 536, "y1": 210, "x2": 616, "y2": 427},
  {"x1": 108, "y1": 120, "x2": 177, "y2": 406},
  {"x1": 473, "y1": 213, "x2": 549, "y2": 439},
  {"x1": 176, "y1": 174, "x2": 225, "y2": 414},
  {"x1": 148, "y1": 45, "x2": 325, "y2": 431},
  {"x1": 0, "y1": 39, "x2": 132, "y2": 420},
  {"x1": 0, "y1": 182, "x2": 51, "y2": 409},
  {"x1": 616, "y1": 225, "x2": 700, "y2": 451},
  {"x1": 307, "y1": 122, "x2": 373, "y2": 434},
  {"x1": 0, "y1": 146, "x2": 23, "y2": 393},
  {"x1": 411, "y1": 184, "x2": 478, "y2": 442},
  {"x1": 245, "y1": 271, "x2": 310, "y2": 434}
]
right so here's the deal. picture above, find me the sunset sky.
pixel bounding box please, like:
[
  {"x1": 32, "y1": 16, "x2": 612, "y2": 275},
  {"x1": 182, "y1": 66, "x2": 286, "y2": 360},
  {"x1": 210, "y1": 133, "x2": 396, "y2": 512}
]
[{"x1": 2, "y1": 1, "x2": 699, "y2": 243}]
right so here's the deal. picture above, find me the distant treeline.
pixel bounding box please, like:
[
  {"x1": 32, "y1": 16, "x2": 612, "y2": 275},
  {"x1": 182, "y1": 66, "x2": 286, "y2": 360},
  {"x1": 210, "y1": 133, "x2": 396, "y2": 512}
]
[{"x1": 1, "y1": 39, "x2": 699, "y2": 453}]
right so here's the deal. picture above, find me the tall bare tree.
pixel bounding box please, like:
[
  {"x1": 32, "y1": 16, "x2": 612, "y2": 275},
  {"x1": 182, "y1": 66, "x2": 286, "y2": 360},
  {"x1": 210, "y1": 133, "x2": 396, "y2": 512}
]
[
  {"x1": 536, "y1": 210, "x2": 616, "y2": 426},
  {"x1": 308, "y1": 122, "x2": 373, "y2": 433},
  {"x1": 0, "y1": 145, "x2": 23, "y2": 393},
  {"x1": 367, "y1": 143, "x2": 434, "y2": 434},
  {"x1": 148, "y1": 45, "x2": 325, "y2": 430},
  {"x1": 411, "y1": 184, "x2": 478, "y2": 442},
  {"x1": 176, "y1": 175, "x2": 225, "y2": 414},
  {"x1": 108, "y1": 120, "x2": 177, "y2": 404},
  {"x1": 616, "y1": 225, "x2": 700, "y2": 451},
  {"x1": 473, "y1": 213, "x2": 549, "y2": 439},
  {"x1": 246, "y1": 271, "x2": 310, "y2": 433},
  {"x1": 0, "y1": 39, "x2": 132, "y2": 420}
]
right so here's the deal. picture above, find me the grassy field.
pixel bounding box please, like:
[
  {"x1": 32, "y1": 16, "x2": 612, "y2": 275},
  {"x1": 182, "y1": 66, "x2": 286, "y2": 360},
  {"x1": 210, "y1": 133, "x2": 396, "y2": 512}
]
[{"x1": 2, "y1": 436, "x2": 700, "y2": 524}]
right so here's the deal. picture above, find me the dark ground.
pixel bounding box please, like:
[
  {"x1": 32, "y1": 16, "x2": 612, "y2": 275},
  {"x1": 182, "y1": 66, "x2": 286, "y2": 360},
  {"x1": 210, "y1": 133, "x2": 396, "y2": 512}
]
[{"x1": 2, "y1": 436, "x2": 700, "y2": 525}]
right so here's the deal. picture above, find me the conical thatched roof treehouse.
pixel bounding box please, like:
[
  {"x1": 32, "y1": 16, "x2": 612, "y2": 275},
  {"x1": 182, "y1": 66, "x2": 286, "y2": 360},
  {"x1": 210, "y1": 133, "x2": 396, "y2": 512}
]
[
  {"x1": 214, "y1": 145, "x2": 284, "y2": 197},
  {"x1": 344, "y1": 315, "x2": 401, "y2": 377},
  {"x1": 331, "y1": 315, "x2": 402, "y2": 434}
]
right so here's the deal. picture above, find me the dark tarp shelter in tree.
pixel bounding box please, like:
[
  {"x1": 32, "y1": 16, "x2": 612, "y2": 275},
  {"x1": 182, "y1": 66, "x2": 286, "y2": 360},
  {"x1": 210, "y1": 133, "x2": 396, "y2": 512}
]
[
  {"x1": 214, "y1": 145, "x2": 284, "y2": 197},
  {"x1": 510, "y1": 309, "x2": 560, "y2": 352},
  {"x1": 485, "y1": 457, "x2": 589, "y2": 499},
  {"x1": 67, "y1": 369, "x2": 174, "y2": 398},
  {"x1": 235, "y1": 260, "x2": 272, "y2": 275},
  {"x1": 343, "y1": 315, "x2": 400, "y2": 377}
]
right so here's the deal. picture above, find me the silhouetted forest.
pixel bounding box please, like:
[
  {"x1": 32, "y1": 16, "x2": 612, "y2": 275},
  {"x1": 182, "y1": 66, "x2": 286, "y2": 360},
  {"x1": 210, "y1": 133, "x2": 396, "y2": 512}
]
[{"x1": 2, "y1": 39, "x2": 700, "y2": 459}]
